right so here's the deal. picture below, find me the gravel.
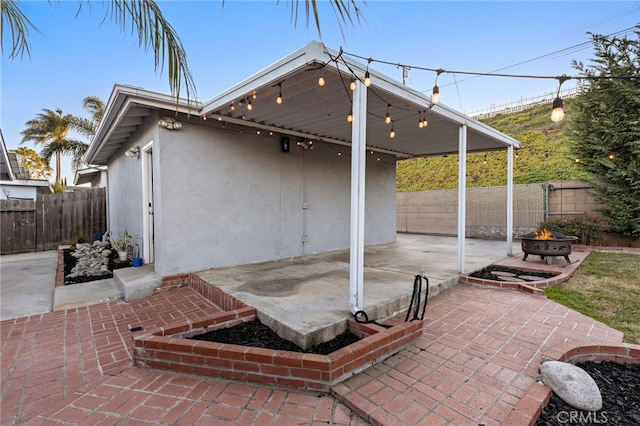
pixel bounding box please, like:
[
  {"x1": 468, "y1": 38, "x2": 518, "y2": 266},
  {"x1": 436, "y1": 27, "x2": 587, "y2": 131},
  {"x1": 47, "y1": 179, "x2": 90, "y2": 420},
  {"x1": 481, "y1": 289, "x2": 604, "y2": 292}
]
[
  {"x1": 189, "y1": 318, "x2": 360, "y2": 355},
  {"x1": 536, "y1": 361, "x2": 640, "y2": 425}
]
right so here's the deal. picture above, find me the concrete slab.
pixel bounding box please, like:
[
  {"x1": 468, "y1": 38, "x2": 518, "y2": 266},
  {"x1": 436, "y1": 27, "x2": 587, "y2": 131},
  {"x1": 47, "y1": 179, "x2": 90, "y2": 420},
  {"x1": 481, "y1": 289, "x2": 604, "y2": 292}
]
[
  {"x1": 53, "y1": 278, "x2": 122, "y2": 311},
  {"x1": 113, "y1": 264, "x2": 162, "y2": 302},
  {"x1": 196, "y1": 234, "x2": 522, "y2": 348},
  {"x1": 0, "y1": 251, "x2": 57, "y2": 320}
]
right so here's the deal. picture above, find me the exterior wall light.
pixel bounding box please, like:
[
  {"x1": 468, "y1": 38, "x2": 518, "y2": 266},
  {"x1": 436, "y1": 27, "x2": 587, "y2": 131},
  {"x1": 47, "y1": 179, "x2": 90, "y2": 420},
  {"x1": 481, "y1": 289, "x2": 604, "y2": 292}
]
[
  {"x1": 125, "y1": 146, "x2": 140, "y2": 158},
  {"x1": 158, "y1": 117, "x2": 182, "y2": 130}
]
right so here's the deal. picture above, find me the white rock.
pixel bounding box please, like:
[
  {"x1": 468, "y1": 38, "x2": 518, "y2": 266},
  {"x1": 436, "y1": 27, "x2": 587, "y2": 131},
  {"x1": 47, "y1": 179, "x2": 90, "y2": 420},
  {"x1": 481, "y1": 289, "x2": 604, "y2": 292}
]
[{"x1": 540, "y1": 361, "x2": 602, "y2": 411}]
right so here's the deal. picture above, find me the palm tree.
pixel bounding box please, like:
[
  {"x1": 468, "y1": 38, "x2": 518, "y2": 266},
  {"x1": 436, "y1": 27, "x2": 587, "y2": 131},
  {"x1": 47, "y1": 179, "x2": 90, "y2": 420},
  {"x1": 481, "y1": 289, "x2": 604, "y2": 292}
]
[
  {"x1": 71, "y1": 96, "x2": 105, "y2": 138},
  {"x1": 1, "y1": 0, "x2": 363, "y2": 104},
  {"x1": 20, "y1": 108, "x2": 88, "y2": 185}
]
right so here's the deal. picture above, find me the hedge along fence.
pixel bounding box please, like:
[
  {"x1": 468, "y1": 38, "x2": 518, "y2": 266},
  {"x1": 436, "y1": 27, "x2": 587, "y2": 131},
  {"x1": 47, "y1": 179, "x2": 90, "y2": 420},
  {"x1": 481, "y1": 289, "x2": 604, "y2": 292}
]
[{"x1": 0, "y1": 188, "x2": 106, "y2": 254}]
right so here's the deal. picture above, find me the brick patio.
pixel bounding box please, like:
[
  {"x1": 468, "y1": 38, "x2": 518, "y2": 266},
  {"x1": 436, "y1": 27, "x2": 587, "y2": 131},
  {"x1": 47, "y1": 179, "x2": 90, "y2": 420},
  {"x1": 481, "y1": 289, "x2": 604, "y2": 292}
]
[{"x1": 1, "y1": 280, "x2": 624, "y2": 425}]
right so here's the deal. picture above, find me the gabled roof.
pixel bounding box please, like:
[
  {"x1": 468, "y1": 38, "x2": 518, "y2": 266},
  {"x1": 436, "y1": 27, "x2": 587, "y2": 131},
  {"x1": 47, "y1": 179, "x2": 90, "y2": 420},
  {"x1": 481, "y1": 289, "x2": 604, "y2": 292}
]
[{"x1": 86, "y1": 42, "x2": 519, "y2": 165}]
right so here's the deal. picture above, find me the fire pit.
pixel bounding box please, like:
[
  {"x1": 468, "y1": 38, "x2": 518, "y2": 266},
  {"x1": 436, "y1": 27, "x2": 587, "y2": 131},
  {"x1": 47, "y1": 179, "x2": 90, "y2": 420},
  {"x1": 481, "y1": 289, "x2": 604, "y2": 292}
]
[{"x1": 518, "y1": 229, "x2": 578, "y2": 265}]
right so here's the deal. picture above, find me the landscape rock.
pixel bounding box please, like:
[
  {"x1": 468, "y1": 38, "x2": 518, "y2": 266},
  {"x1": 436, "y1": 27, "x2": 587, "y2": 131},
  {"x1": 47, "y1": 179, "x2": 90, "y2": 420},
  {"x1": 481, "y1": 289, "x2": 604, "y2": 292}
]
[
  {"x1": 66, "y1": 243, "x2": 113, "y2": 279},
  {"x1": 540, "y1": 360, "x2": 603, "y2": 411}
]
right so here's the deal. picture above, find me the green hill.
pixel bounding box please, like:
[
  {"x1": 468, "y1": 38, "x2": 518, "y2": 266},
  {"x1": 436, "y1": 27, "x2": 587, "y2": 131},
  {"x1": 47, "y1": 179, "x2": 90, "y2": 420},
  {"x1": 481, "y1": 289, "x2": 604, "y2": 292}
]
[{"x1": 396, "y1": 99, "x2": 591, "y2": 191}]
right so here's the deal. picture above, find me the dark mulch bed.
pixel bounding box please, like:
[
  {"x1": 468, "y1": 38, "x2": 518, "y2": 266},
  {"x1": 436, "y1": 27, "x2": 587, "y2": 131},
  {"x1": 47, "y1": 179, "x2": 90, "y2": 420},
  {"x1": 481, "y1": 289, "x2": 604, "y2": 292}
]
[
  {"x1": 536, "y1": 361, "x2": 640, "y2": 425},
  {"x1": 189, "y1": 318, "x2": 361, "y2": 355},
  {"x1": 63, "y1": 248, "x2": 130, "y2": 285},
  {"x1": 468, "y1": 265, "x2": 557, "y2": 281}
]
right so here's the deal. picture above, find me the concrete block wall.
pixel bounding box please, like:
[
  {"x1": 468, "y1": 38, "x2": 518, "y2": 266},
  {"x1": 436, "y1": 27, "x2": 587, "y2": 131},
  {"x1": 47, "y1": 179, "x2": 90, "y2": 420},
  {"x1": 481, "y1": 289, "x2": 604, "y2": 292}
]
[{"x1": 547, "y1": 180, "x2": 604, "y2": 220}]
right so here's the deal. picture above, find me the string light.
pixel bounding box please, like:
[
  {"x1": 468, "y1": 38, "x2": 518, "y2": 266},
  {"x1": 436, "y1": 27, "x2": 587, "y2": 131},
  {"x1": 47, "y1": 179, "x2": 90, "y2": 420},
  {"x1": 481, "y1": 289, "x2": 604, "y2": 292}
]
[
  {"x1": 276, "y1": 83, "x2": 283, "y2": 104},
  {"x1": 364, "y1": 71, "x2": 371, "y2": 87},
  {"x1": 384, "y1": 104, "x2": 391, "y2": 124},
  {"x1": 318, "y1": 72, "x2": 325, "y2": 87},
  {"x1": 389, "y1": 122, "x2": 396, "y2": 139},
  {"x1": 551, "y1": 75, "x2": 569, "y2": 123},
  {"x1": 349, "y1": 79, "x2": 357, "y2": 91},
  {"x1": 251, "y1": 91, "x2": 257, "y2": 100},
  {"x1": 608, "y1": 154, "x2": 615, "y2": 160},
  {"x1": 347, "y1": 110, "x2": 353, "y2": 123},
  {"x1": 230, "y1": 102, "x2": 235, "y2": 111},
  {"x1": 201, "y1": 114, "x2": 207, "y2": 121},
  {"x1": 364, "y1": 59, "x2": 372, "y2": 87},
  {"x1": 247, "y1": 98, "x2": 253, "y2": 111}
]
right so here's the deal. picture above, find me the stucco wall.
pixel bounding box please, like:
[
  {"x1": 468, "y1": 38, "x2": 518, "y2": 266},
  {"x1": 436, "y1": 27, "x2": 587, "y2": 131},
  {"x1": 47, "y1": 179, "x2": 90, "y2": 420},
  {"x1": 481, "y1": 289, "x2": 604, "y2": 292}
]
[
  {"x1": 151, "y1": 123, "x2": 397, "y2": 276},
  {"x1": 106, "y1": 115, "x2": 158, "y2": 251}
]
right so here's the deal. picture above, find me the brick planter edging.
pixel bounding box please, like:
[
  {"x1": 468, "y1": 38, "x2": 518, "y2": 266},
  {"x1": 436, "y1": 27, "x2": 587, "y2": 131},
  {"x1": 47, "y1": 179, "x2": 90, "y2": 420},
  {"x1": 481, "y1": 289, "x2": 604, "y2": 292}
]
[
  {"x1": 133, "y1": 309, "x2": 423, "y2": 392},
  {"x1": 504, "y1": 343, "x2": 640, "y2": 426}
]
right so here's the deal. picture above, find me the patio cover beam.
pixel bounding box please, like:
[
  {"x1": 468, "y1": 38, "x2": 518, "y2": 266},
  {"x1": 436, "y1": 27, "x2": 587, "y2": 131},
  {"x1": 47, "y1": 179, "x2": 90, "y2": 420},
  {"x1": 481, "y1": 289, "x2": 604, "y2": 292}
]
[
  {"x1": 457, "y1": 125, "x2": 467, "y2": 274},
  {"x1": 349, "y1": 80, "x2": 367, "y2": 313},
  {"x1": 507, "y1": 145, "x2": 514, "y2": 256}
]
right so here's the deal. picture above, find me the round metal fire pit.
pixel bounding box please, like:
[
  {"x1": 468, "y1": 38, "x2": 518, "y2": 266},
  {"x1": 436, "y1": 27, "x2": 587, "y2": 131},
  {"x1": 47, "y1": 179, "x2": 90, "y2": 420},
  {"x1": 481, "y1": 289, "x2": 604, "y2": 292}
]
[{"x1": 518, "y1": 231, "x2": 578, "y2": 265}]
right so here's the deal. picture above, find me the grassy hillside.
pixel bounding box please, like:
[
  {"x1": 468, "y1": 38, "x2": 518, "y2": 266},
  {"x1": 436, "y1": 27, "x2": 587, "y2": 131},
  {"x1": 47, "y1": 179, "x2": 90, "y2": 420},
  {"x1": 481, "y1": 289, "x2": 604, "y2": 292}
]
[{"x1": 396, "y1": 99, "x2": 591, "y2": 191}]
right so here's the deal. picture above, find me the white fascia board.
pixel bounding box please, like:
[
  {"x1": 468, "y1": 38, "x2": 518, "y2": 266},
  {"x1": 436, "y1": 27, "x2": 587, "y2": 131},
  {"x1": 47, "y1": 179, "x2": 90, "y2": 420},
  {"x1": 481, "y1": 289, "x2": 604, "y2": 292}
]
[
  {"x1": 0, "y1": 179, "x2": 50, "y2": 187},
  {"x1": 201, "y1": 41, "x2": 330, "y2": 114},
  {"x1": 431, "y1": 103, "x2": 521, "y2": 149},
  {"x1": 86, "y1": 84, "x2": 202, "y2": 164}
]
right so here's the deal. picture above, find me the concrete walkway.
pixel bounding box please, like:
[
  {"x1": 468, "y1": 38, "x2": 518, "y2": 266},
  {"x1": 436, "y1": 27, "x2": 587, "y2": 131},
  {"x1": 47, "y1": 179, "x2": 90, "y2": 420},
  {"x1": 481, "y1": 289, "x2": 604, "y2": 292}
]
[
  {"x1": 0, "y1": 236, "x2": 626, "y2": 425},
  {"x1": 0, "y1": 251, "x2": 57, "y2": 321}
]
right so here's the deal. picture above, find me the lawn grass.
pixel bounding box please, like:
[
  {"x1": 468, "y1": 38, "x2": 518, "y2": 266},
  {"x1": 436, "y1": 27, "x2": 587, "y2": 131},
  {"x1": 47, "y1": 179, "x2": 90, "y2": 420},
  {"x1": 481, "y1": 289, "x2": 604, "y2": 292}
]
[{"x1": 545, "y1": 252, "x2": 640, "y2": 344}]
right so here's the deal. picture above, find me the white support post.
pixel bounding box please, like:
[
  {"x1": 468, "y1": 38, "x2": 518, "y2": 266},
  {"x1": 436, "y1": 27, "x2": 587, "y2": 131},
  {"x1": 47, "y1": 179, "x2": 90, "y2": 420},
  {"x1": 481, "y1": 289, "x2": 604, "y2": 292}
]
[
  {"x1": 506, "y1": 145, "x2": 514, "y2": 256},
  {"x1": 457, "y1": 125, "x2": 467, "y2": 274},
  {"x1": 349, "y1": 80, "x2": 367, "y2": 313}
]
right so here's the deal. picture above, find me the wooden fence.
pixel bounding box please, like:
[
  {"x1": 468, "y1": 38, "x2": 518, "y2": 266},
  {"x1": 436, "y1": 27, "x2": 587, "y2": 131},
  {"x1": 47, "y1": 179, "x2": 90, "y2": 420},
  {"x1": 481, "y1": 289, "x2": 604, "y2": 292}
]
[{"x1": 1, "y1": 188, "x2": 106, "y2": 254}]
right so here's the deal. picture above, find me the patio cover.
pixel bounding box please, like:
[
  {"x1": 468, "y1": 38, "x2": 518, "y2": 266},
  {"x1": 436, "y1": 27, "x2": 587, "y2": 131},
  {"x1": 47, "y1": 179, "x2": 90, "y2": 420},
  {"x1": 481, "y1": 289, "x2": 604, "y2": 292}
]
[{"x1": 86, "y1": 41, "x2": 521, "y2": 314}]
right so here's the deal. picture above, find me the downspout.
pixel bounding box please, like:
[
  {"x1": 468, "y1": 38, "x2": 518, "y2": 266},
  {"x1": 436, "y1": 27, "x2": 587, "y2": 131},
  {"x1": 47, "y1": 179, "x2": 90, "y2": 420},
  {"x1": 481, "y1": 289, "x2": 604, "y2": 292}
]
[{"x1": 457, "y1": 124, "x2": 467, "y2": 274}]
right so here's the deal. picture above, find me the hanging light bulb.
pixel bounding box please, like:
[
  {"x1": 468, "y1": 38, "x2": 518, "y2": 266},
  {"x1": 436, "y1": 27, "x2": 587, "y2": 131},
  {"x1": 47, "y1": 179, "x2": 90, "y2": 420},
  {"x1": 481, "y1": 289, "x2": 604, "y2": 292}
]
[
  {"x1": 432, "y1": 84, "x2": 440, "y2": 104},
  {"x1": 202, "y1": 114, "x2": 207, "y2": 121},
  {"x1": 230, "y1": 102, "x2": 235, "y2": 111},
  {"x1": 318, "y1": 72, "x2": 325, "y2": 87},
  {"x1": 551, "y1": 97, "x2": 564, "y2": 123},
  {"x1": 251, "y1": 91, "x2": 257, "y2": 100},
  {"x1": 247, "y1": 98, "x2": 253, "y2": 111},
  {"x1": 364, "y1": 71, "x2": 371, "y2": 87},
  {"x1": 422, "y1": 110, "x2": 428, "y2": 127},
  {"x1": 418, "y1": 114, "x2": 424, "y2": 128},
  {"x1": 349, "y1": 79, "x2": 357, "y2": 91},
  {"x1": 347, "y1": 111, "x2": 353, "y2": 123},
  {"x1": 385, "y1": 104, "x2": 391, "y2": 124},
  {"x1": 389, "y1": 123, "x2": 395, "y2": 139},
  {"x1": 551, "y1": 75, "x2": 569, "y2": 123},
  {"x1": 276, "y1": 84, "x2": 283, "y2": 104}
]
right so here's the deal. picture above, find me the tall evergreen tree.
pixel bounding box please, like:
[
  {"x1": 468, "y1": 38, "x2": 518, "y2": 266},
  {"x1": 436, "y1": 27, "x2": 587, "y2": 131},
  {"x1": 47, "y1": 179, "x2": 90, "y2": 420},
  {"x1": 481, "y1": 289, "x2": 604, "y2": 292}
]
[{"x1": 570, "y1": 26, "x2": 640, "y2": 237}]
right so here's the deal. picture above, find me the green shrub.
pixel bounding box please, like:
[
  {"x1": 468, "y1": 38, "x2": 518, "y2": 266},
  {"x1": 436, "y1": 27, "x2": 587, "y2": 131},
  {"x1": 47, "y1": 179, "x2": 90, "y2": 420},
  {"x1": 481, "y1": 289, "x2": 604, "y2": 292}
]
[{"x1": 538, "y1": 217, "x2": 606, "y2": 245}]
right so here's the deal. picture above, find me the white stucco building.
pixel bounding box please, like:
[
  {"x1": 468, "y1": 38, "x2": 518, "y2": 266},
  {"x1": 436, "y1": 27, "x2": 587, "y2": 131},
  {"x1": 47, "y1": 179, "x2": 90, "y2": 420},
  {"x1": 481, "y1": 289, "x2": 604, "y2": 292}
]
[{"x1": 85, "y1": 42, "x2": 520, "y2": 309}]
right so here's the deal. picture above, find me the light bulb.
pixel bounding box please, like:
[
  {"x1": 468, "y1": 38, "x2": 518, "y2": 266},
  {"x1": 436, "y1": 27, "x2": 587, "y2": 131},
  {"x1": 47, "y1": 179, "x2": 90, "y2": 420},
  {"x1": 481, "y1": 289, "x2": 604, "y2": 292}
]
[
  {"x1": 230, "y1": 103, "x2": 235, "y2": 111},
  {"x1": 364, "y1": 71, "x2": 371, "y2": 87},
  {"x1": 247, "y1": 100, "x2": 253, "y2": 111},
  {"x1": 385, "y1": 113, "x2": 391, "y2": 125},
  {"x1": 432, "y1": 85, "x2": 440, "y2": 104},
  {"x1": 389, "y1": 127, "x2": 395, "y2": 139},
  {"x1": 349, "y1": 80, "x2": 357, "y2": 91},
  {"x1": 347, "y1": 111, "x2": 353, "y2": 123},
  {"x1": 422, "y1": 118, "x2": 428, "y2": 127},
  {"x1": 318, "y1": 74, "x2": 325, "y2": 87},
  {"x1": 418, "y1": 120, "x2": 424, "y2": 129},
  {"x1": 551, "y1": 97, "x2": 564, "y2": 123},
  {"x1": 201, "y1": 114, "x2": 207, "y2": 121},
  {"x1": 252, "y1": 91, "x2": 257, "y2": 99},
  {"x1": 276, "y1": 93, "x2": 283, "y2": 104}
]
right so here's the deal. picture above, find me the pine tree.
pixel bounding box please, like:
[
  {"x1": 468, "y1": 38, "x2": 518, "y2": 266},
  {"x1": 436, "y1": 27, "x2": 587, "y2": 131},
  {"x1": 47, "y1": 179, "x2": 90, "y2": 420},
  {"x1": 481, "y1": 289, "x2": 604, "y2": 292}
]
[{"x1": 570, "y1": 27, "x2": 640, "y2": 238}]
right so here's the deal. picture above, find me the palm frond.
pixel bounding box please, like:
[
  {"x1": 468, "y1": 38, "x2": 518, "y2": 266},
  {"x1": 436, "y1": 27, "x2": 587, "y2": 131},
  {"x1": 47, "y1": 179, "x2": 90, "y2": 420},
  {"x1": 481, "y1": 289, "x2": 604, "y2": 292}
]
[
  {"x1": 103, "y1": 0, "x2": 197, "y2": 106},
  {"x1": 70, "y1": 116, "x2": 96, "y2": 138},
  {"x1": 1, "y1": 0, "x2": 40, "y2": 59},
  {"x1": 82, "y1": 96, "x2": 105, "y2": 123}
]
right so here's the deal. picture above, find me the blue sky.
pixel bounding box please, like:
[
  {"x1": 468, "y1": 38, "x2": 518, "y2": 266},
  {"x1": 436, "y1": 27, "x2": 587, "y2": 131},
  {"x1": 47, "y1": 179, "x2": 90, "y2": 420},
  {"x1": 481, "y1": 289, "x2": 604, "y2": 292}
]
[{"x1": 2, "y1": 1, "x2": 638, "y2": 183}]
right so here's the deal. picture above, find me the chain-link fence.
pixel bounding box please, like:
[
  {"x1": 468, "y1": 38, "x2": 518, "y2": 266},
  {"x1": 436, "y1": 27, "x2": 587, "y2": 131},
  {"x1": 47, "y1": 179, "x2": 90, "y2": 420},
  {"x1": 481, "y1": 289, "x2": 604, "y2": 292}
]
[{"x1": 397, "y1": 183, "x2": 546, "y2": 239}]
